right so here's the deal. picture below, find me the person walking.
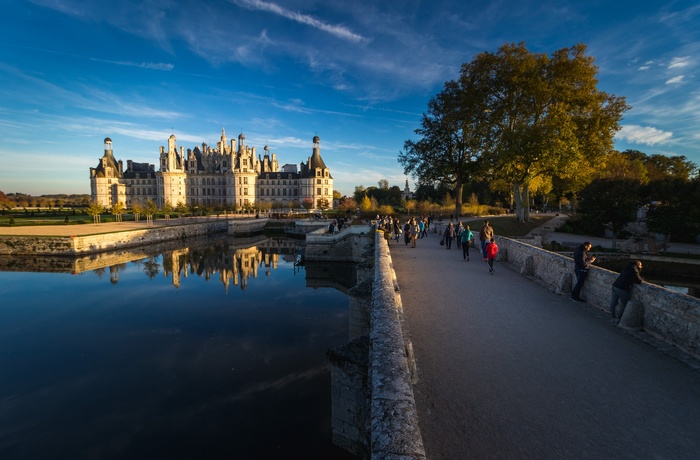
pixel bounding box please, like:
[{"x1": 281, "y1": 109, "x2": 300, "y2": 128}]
[
  {"x1": 479, "y1": 220, "x2": 494, "y2": 262},
  {"x1": 571, "y1": 241, "x2": 596, "y2": 302},
  {"x1": 461, "y1": 225, "x2": 474, "y2": 261},
  {"x1": 609, "y1": 260, "x2": 644, "y2": 323},
  {"x1": 456, "y1": 222, "x2": 464, "y2": 249},
  {"x1": 411, "y1": 218, "x2": 419, "y2": 248},
  {"x1": 393, "y1": 218, "x2": 401, "y2": 243},
  {"x1": 443, "y1": 222, "x2": 455, "y2": 250},
  {"x1": 403, "y1": 220, "x2": 412, "y2": 246},
  {"x1": 418, "y1": 219, "x2": 425, "y2": 239},
  {"x1": 486, "y1": 237, "x2": 499, "y2": 274}
]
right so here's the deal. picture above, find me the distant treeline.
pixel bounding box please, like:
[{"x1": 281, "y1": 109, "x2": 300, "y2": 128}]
[{"x1": 0, "y1": 191, "x2": 92, "y2": 209}]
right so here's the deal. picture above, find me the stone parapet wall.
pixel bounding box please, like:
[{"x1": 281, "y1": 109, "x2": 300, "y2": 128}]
[
  {"x1": 370, "y1": 232, "x2": 425, "y2": 459},
  {"x1": 498, "y1": 237, "x2": 700, "y2": 359}
]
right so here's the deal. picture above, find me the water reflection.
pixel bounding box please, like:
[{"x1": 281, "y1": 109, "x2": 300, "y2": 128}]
[{"x1": 0, "y1": 236, "x2": 357, "y2": 459}]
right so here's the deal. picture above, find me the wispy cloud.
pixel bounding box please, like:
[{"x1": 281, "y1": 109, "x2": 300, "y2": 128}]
[
  {"x1": 232, "y1": 0, "x2": 369, "y2": 44},
  {"x1": 665, "y1": 75, "x2": 685, "y2": 85},
  {"x1": 617, "y1": 125, "x2": 673, "y2": 145},
  {"x1": 669, "y1": 56, "x2": 691, "y2": 68}
]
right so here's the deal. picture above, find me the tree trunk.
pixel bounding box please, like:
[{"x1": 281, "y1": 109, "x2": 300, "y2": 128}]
[
  {"x1": 522, "y1": 183, "x2": 530, "y2": 222},
  {"x1": 513, "y1": 183, "x2": 524, "y2": 221},
  {"x1": 454, "y1": 181, "x2": 464, "y2": 217}
]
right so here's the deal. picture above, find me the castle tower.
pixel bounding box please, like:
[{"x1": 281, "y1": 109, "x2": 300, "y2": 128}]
[
  {"x1": 299, "y1": 135, "x2": 333, "y2": 210},
  {"x1": 158, "y1": 134, "x2": 187, "y2": 208},
  {"x1": 89, "y1": 137, "x2": 125, "y2": 208}
]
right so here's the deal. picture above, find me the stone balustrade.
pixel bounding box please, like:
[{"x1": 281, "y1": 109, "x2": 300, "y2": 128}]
[{"x1": 497, "y1": 236, "x2": 700, "y2": 359}]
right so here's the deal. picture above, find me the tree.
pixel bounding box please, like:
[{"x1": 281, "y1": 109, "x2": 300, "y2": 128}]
[
  {"x1": 132, "y1": 202, "x2": 143, "y2": 222},
  {"x1": 317, "y1": 198, "x2": 330, "y2": 213},
  {"x1": 144, "y1": 198, "x2": 158, "y2": 227},
  {"x1": 645, "y1": 178, "x2": 699, "y2": 245},
  {"x1": 378, "y1": 204, "x2": 394, "y2": 216},
  {"x1": 400, "y1": 74, "x2": 487, "y2": 218},
  {"x1": 337, "y1": 197, "x2": 357, "y2": 214},
  {"x1": 468, "y1": 42, "x2": 628, "y2": 221},
  {"x1": 301, "y1": 197, "x2": 314, "y2": 214},
  {"x1": 578, "y1": 179, "x2": 642, "y2": 248},
  {"x1": 87, "y1": 200, "x2": 103, "y2": 224},
  {"x1": 111, "y1": 202, "x2": 125, "y2": 223},
  {"x1": 378, "y1": 178, "x2": 389, "y2": 189},
  {"x1": 161, "y1": 201, "x2": 173, "y2": 221},
  {"x1": 353, "y1": 185, "x2": 366, "y2": 204},
  {"x1": 175, "y1": 201, "x2": 189, "y2": 219},
  {"x1": 359, "y1": 195, "x2": 372, "y2": 213}
]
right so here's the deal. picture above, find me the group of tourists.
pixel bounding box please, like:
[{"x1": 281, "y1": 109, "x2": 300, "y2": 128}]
[
  {"x1": 401, "y1": 216, "x2": 431, "y2": 248},
  {"x1": 377, "y1": 214, "x2": 433, "y2": 249},
  {"x1": 441, "y1": 219, "x2": 499, "y2": 274}
]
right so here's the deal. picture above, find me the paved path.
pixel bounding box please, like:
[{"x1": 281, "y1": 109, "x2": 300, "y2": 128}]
[{"x1": 389, "y1": 231, "x2": 700, "y2": 459}]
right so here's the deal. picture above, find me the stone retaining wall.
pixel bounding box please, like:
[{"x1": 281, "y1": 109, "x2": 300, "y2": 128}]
[
  {"x1": 498, "y1": 237, "x2": 700, "y2": 359},
  {"x1": 305, "y1": 225, "x2": 372, "y2": 262},
  {"x1": 0, "y1": 221, "x2": 228, "y2": 256}
]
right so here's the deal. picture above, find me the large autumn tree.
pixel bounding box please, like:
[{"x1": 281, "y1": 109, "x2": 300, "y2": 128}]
[
  {"x1": 401, "y1": 42, "x2": 629, "y2": 221},
  {"x1": 477, "y1": 43, "x2": 629, "y2": 221}
]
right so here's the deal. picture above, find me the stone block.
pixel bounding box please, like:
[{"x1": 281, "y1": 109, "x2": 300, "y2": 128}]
[{"x1": 619, "y1": 299, "x2": 644, "y2": 330}]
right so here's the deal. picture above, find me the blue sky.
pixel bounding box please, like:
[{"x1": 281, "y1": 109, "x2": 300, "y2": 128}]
[{"x1": 1, "y1": 0, "x2": 698, "y2": 197}]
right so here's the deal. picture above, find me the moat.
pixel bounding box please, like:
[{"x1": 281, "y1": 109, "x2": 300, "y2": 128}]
[{"x1": 0, "y1": 235, "x2": 357, "y2": 459}]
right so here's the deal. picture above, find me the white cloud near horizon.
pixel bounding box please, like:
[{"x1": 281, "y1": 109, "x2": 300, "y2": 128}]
[{"x1": 617, "y1": 124, "x2": 673, "y2": 146}]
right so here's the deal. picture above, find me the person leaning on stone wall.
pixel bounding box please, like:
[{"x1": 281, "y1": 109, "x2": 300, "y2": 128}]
[
  {"x1": 609, "y1": 260, "x2": 644, "y2": 324},
  {"x1": 571, "y1": 241, "x2": 596, "y2": 302}
]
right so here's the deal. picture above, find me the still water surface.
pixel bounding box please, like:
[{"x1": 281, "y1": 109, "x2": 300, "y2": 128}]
[{"x1": 0, "y1": 236, "x2": 356, "y2": 459}]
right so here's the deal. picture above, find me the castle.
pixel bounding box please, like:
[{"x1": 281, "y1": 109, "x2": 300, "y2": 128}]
[{"x1": 89, "y1": 129, "x2": 333, "y2": 211}]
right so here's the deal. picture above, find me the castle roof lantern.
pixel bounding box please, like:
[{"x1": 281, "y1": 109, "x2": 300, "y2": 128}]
[{"x1": 104, "y1": 137, "x2": 112, "y2": 143}]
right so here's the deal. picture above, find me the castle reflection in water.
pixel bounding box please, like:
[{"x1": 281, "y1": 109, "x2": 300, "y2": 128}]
[
  {"x1": 0, "y1": 234, "x2": 309, "y2": 293},
  {"x1": 133, "y1": 235, "x2": 301, "y2": 292}
]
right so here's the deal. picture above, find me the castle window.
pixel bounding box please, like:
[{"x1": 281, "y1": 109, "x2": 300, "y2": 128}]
[
  {"x1": 317, "y1": 179, "x2": 321, "y2": 184},
  {"x1": 317, "y1": 188, "x2": 321, "y2": 195},
  {"x1": 244, "y1": 177, "x2": 248, "y2": 184}
]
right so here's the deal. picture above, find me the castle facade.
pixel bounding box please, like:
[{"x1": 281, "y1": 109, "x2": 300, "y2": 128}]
[{"x1": 89, "y1": 130, "x2": 333, "y2": 211}]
